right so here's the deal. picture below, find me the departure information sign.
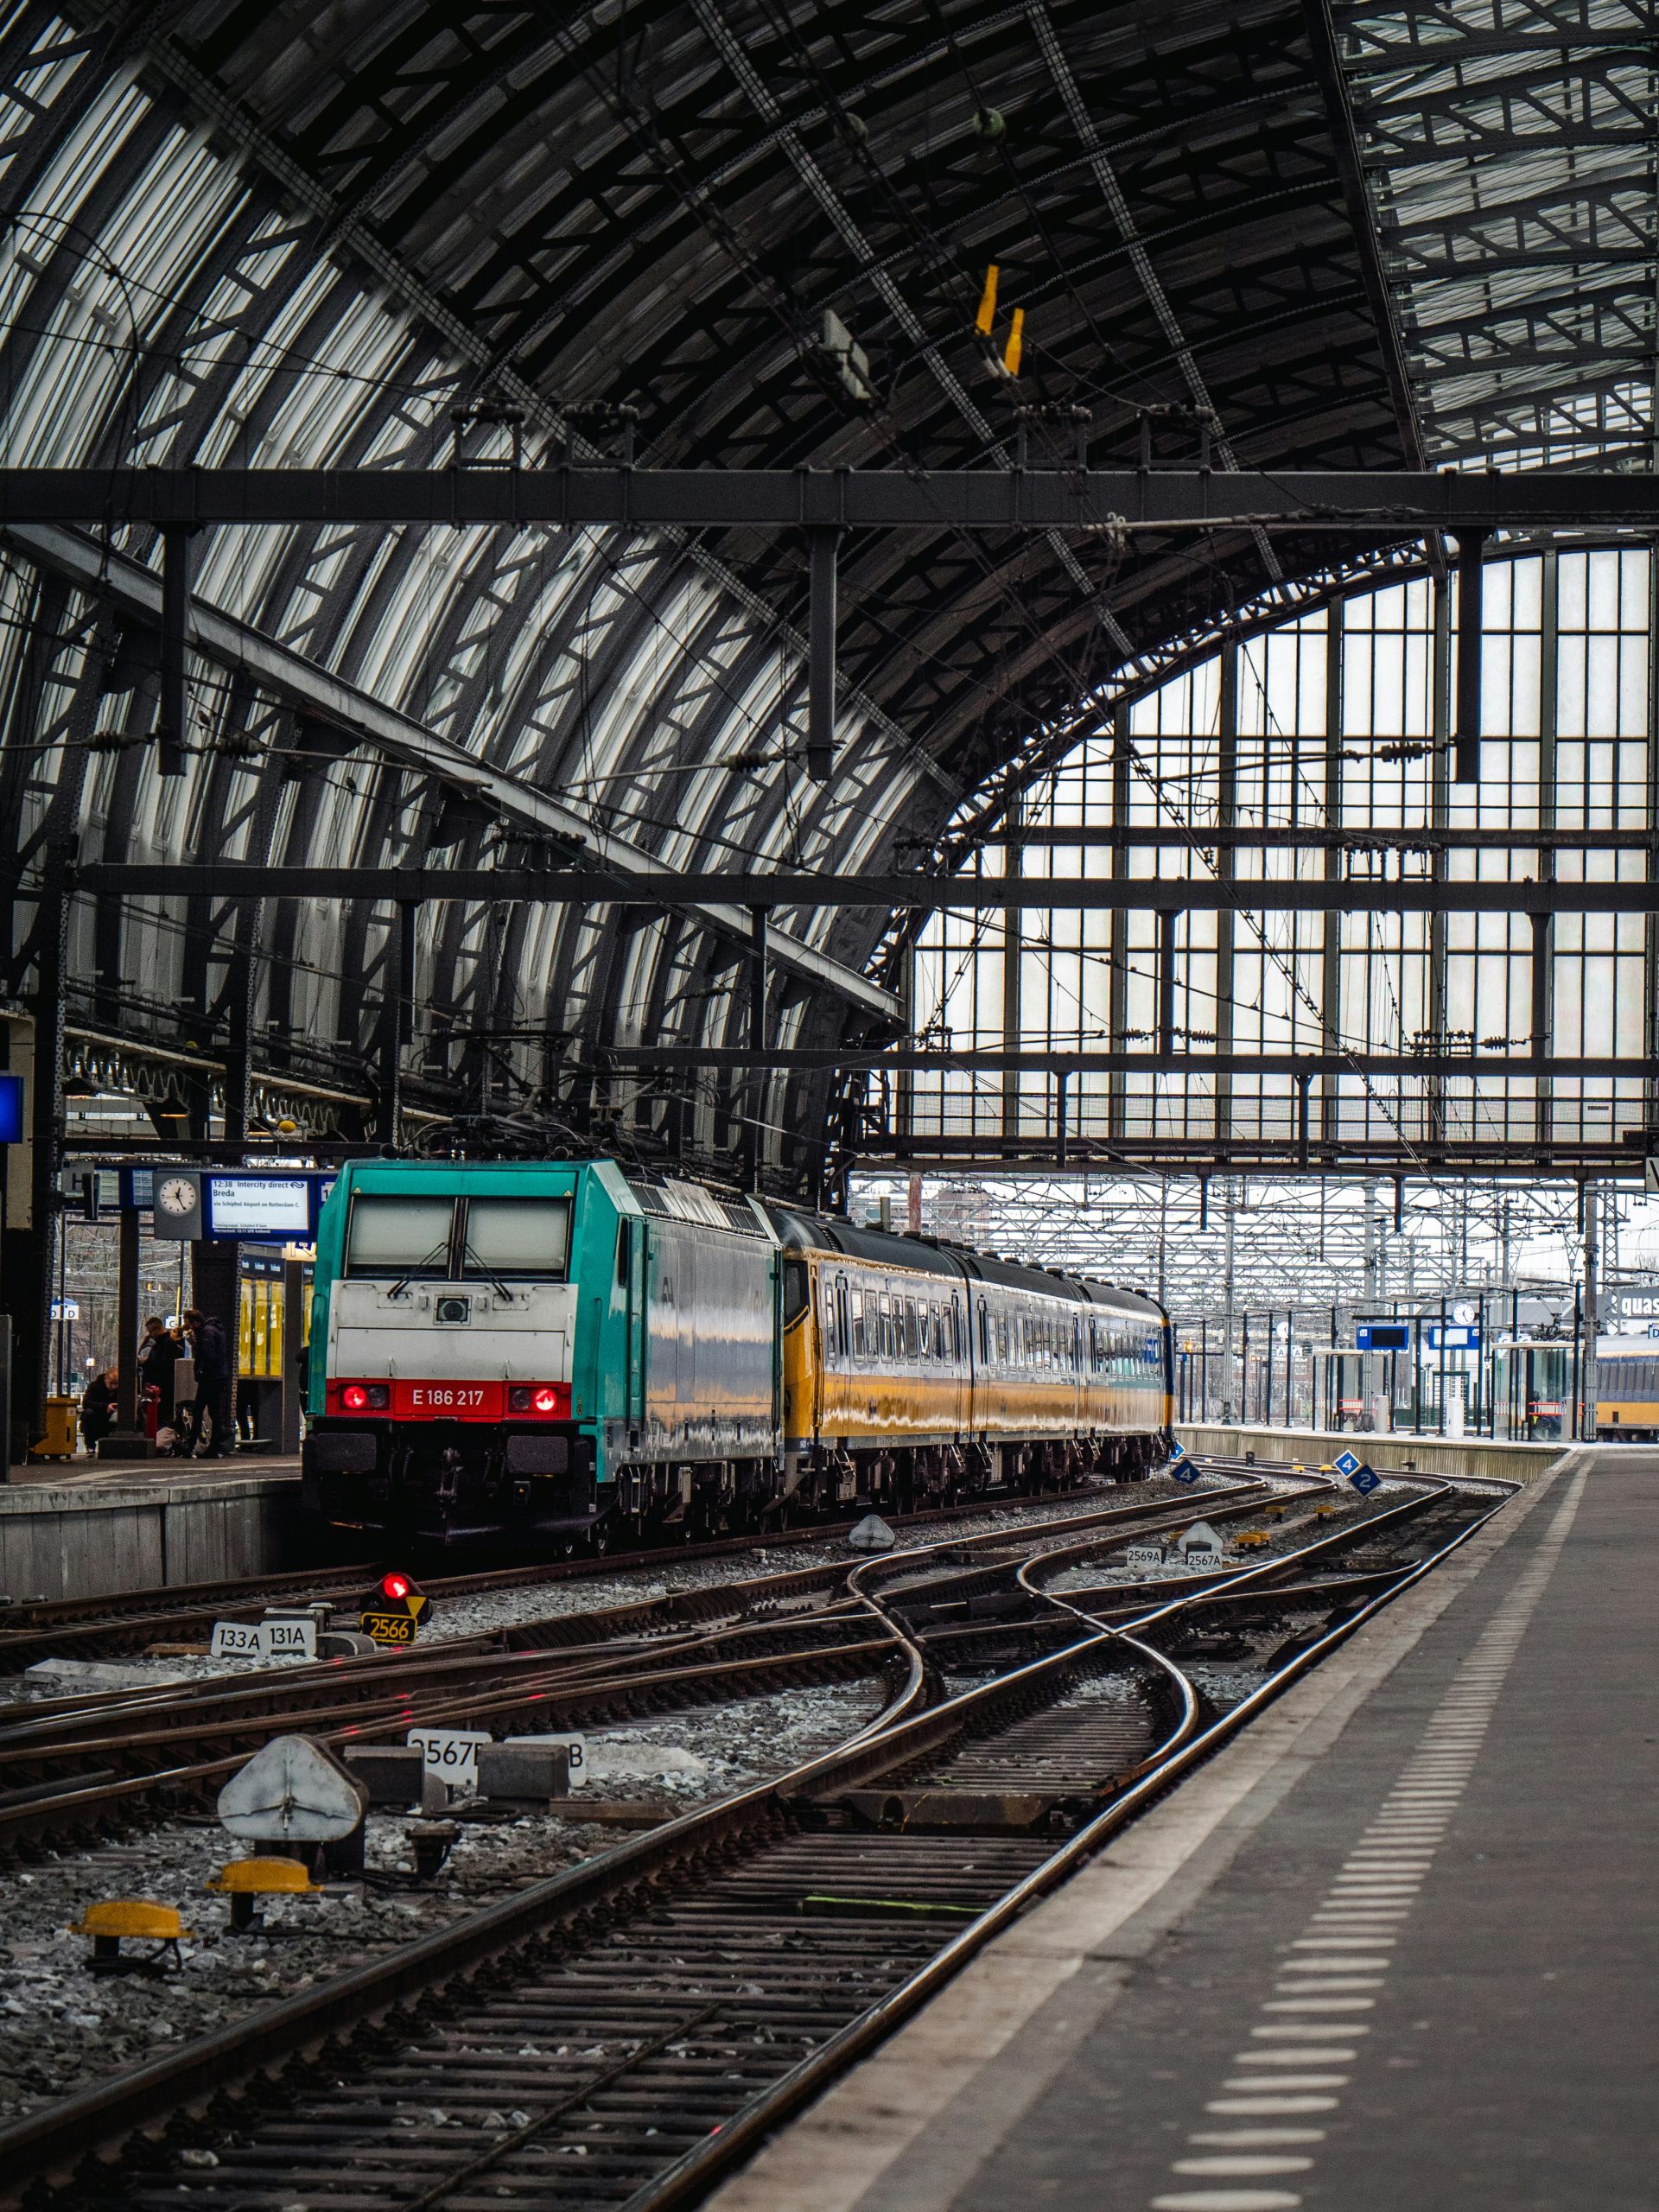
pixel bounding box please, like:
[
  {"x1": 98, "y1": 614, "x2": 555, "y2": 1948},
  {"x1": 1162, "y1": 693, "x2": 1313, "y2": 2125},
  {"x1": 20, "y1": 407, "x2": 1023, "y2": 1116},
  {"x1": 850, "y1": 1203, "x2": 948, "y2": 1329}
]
[{"x1": 204, "y1": 1174, "x2": 314, "y2": 1238}]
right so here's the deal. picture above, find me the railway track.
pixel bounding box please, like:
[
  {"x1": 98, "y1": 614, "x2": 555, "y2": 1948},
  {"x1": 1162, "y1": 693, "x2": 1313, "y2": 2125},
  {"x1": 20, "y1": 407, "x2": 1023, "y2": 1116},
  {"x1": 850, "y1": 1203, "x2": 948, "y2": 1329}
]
[
  {"x1": 0, "y1": 1481, "x2": 1189, "y2": 1675},
  {"x1": 0, "y1": 1477, "x2": 1281, "y2": 1860},
  {"x1": 0, "y1": 1459, "x2": 1512, "y2": 2212}
]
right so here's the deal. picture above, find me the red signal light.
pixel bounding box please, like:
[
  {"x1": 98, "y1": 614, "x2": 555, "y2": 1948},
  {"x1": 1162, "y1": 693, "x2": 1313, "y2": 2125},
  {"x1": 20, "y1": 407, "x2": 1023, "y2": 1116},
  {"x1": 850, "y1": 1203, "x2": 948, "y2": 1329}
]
[
  {"x1": 380, "y1": 1571, "x2": 411, "y2": 1602},
  {"x1": 507, "y1": 1382, "x2": 566, "y2": 1416},
  {"x1": 342, "y1": 1383, "x2": 368, "y2": 1411}
]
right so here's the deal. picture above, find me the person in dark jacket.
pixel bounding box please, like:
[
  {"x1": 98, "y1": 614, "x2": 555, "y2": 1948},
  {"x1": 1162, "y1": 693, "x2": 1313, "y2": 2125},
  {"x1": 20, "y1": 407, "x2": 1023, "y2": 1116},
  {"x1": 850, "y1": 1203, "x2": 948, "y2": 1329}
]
[
  {"x1": 136, "y1": 1315, "x2": 180, "y2": 1427},
  {"x1": 182, "y1": 1307, "x2": 235, "y2": 1458},
  {"x1": 79, "y1": 1367, "x2": 118, "y2": 1450}
]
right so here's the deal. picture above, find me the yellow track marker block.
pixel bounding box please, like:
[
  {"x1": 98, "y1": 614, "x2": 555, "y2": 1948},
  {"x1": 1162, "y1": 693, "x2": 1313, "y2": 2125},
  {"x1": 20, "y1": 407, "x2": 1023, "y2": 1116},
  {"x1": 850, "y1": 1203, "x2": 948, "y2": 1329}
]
[
  {"x1": 70, "y1": 1901, "x2": 191, "y2": 1941},
  {"x1": 207, "y1": 1856, "x2": 324, "y2": 1897}
]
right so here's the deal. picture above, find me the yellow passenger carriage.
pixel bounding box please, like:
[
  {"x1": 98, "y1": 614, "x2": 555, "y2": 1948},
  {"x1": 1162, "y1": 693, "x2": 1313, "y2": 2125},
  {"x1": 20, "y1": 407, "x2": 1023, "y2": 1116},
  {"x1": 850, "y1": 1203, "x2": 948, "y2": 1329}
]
[{"x1": 762, "y1": 1205, "x2": 1171, "y2": 1514}]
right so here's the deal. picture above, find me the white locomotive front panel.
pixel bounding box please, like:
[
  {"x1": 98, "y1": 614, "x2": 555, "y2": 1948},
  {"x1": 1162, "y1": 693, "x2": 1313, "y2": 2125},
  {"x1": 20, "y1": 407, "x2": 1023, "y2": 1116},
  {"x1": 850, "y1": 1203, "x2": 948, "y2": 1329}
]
[{"x1": 325, "y1": 1279, "x2": 578, "y2": 1421}]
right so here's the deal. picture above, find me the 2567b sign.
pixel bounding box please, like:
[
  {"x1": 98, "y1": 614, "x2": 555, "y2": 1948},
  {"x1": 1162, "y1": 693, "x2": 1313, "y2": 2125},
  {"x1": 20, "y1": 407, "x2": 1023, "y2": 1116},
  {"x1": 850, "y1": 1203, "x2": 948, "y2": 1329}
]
[{"x1": 359, "y1": 1570, "x2": 430, "y2": 1646}]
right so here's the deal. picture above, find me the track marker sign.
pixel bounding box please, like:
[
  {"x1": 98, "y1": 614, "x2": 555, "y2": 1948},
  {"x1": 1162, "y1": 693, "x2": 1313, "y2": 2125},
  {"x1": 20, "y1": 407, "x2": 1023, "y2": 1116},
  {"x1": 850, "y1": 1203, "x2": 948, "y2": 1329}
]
[
  {"x1": 1333, "y1": 1449, "x2": 1362, "y2": 1478},
  {"x1": 408, "y1": 1728, "x2": 491, "y2": 1792},
  {"x1": 1168, "y1": 1440, "x2": 1199, "y2": 1484},
  {"x1": 209, "y1": 1618, "x2": 317, "y2": 1662},
  {"x1": 209, "y1": 1620, "x2": 264, "y2": 1660},
  {"x1": 1348, "y1": 1464, "x2": 1382, "y2": 1497}
]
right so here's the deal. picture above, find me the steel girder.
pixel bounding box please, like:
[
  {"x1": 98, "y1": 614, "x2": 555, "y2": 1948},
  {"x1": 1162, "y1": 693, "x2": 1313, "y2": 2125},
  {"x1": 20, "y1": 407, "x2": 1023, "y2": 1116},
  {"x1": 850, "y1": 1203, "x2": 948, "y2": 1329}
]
[
  {"x1": 1332, "y1": 0, "x2": 1657, "y2": 467},
  {"x1": 0, "y1": 0, "x2": 1648, "y2": 1193}
]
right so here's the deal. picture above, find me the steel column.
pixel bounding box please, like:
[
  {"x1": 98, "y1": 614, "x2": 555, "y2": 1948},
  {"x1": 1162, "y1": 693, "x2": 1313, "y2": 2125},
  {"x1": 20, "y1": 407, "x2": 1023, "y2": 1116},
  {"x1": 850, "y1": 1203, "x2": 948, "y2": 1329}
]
[
  {"x1": 22, "y1": 870, "x2": 68, "y2": 1459},
  {"x1": 807, "y1": 527, "x2": 839, "y2": 783},
  {"x1": 1453, "y1": 530, "x2": 1488, "y2": 783},
  {"x1": 157, "y1": 525, "x2": 191, "y2": 779},
  {"x1": 1320, "y1": 600, "x2": 1344, "y2": 1148}
]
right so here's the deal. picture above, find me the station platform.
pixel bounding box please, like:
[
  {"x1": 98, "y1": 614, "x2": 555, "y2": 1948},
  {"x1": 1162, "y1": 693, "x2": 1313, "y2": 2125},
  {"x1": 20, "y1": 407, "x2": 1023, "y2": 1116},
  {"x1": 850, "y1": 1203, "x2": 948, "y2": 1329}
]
[
  {"x1": 1177, "y1": 1421, "x2": 1564, "y2": 1484},
  {"x1": 711, "y1": 1446, "x2": 1656, "y2": 2212},
  {"x1": 0, "y1": 1459, "x2": 301, "y2": 1601}
]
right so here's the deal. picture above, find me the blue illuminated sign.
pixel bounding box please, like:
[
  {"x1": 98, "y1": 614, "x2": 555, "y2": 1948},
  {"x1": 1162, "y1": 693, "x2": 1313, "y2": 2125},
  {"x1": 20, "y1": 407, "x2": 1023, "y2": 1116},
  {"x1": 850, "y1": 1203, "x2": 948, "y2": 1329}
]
[
  {"x1": 1425, "y1": 1324, "x2": 1481, "y2": 1352},
  {"x1": 0, "y1": 1072, "x2": 22, "y2": 1143},
  {"x1": 1357, "y1": 1322, "x2": 1411, "y2": 1352}
]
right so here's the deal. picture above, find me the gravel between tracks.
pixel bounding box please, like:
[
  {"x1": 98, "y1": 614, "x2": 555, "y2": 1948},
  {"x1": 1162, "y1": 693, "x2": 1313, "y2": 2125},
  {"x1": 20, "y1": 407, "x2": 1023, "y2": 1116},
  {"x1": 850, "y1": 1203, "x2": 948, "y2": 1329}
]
[{"x1": 0, "y1": 1678, "x2": 886, "y2": 2126}]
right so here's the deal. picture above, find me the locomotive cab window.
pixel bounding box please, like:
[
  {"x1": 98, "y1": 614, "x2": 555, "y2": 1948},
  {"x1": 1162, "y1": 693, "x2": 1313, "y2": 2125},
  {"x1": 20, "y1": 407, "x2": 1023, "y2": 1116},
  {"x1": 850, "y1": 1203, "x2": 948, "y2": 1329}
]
[
  {"x1": 462, "y1": 1197, "x2": 573, "y2": 1280},
  {"x1": 346, "y1": 1195, "x2": 455, "y2": 1278},
  {"x1": 782, "y1": 1258, "x2": 809, "y2": 1325}
]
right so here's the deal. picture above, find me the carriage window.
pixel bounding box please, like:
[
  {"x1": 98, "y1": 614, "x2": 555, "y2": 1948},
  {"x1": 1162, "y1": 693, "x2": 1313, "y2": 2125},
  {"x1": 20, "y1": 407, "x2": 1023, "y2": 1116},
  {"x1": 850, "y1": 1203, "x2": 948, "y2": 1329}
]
[
  {"x1": 851, "y1": 1289, "x2": 868, "y2": 1358},
  {"x1": 463, "y1": 1197, "x2": 573, "y2": 1280},
  {"x1": 836, "y1": 1280, "x2": 850, "y2": 1362},
  {"x1": 877, "y1": 1294, "x2": 892, "y2": 1357},
  {"x1": 346, "y1": 1194, "x2": 454, "y2": 1277},
  {"x1": 903, "y1": 1298, "x2": 919, "y2": 1360}
]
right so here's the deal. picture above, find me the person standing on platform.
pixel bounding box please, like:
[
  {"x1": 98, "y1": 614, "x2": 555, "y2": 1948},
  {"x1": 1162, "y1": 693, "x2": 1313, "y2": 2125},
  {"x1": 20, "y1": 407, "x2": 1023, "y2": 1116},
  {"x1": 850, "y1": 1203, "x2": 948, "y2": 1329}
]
[
  {"x1": 137, "y1": 1315, "x2": 180, "y2": 1431},
  {"x1": 182, "y1": 1306, "x2": 235, "y2": 1459}
]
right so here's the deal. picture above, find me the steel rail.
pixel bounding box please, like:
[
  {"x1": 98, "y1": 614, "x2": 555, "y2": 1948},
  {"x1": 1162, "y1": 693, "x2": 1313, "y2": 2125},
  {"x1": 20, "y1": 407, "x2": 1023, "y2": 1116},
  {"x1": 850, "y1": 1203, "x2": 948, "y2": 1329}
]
[
  {"x1": 0, "y1": 1486, "x2": 1249, "y2": 1855},
  {"x1": 0, "y1": 1483, "x2": 1152, "y2": 1672},
  {"x1": 621, "y1": 1476, "x2": 1516, "y2": 2211},
  {"x1": 0, "y1": 1471, "x2": 1506, "y2": 2205}
]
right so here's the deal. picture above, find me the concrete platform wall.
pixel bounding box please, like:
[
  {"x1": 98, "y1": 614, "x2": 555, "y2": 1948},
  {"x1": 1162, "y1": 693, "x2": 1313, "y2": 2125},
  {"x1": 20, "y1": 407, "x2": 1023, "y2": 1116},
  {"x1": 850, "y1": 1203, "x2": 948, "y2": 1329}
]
[
  {"x1": 0, "y1": 1472, "x2": 302, "y2": 1601},
  {"x1": 1177, "y1": 1419, "x2": 1568, "y2": 1484}
]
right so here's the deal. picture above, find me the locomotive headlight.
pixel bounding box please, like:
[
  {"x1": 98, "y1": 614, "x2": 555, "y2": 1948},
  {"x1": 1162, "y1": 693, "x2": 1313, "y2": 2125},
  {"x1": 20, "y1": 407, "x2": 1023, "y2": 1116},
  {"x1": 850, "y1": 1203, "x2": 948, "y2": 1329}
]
[
  {"x1": 531, "y1": 1385, "x2": 560, "y2": 1414},
  {"x1": 508, "y1": 1386, "x2": 531, "y2": 1412},
  {"x1": 340, "y1": 1382, "x2": 390, "y2": 1412},
  {"x1": 342, "y1": 1383, "x2": 368, "y2": 1411}
]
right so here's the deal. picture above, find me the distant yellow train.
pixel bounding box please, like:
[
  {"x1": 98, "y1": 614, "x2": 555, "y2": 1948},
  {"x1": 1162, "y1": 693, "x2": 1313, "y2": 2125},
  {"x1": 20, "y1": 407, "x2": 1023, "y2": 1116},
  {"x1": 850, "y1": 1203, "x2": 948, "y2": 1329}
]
[{"x1": 763, "y1": 1205, "x2": 1173, "y2": 1513}]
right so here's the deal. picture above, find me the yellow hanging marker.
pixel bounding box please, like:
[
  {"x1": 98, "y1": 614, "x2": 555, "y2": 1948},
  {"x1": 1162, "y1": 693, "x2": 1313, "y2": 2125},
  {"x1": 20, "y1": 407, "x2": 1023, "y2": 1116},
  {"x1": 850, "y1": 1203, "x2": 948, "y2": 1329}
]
[
  {"x1": 1003, "y1": 307, "x2": 1025, "y2": 377},
  {"x1": 976, "y1": 264, "x2": 999, "y2": 335}
]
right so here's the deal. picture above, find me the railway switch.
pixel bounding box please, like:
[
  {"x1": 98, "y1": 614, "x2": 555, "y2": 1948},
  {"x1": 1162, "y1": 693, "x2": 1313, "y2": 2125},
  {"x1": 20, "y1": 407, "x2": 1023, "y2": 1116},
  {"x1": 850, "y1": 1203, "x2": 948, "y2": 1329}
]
[
  {"x1": 70, "y1": 1900, "x2": 191, "y2": 1974},
  {"x1": 207, "y1": 1855, "x2": 326, "y2": 1932}
]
